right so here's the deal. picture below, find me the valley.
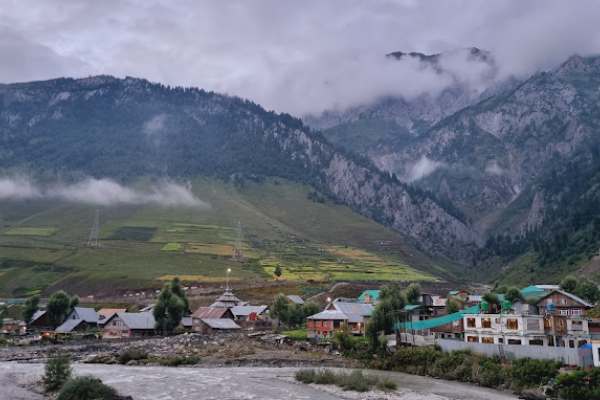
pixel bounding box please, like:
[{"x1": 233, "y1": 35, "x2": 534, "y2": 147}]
[{"x1": 0, "y1": 178, "x2": 440, "y2": 297}]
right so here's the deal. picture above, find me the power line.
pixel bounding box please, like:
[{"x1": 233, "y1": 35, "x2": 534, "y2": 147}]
[{"x1": 87, "y1": 209, "x2": 101, "y2": 248}]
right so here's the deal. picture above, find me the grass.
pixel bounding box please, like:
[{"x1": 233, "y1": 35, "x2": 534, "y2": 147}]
[
  {"x1": 295, "y1": 369, "x2": 397, "y2": 392},
  {"x1": 0, "y1": 177, "x2": 444, "y2": 296},
  {"x1": 282, "y1": 328, "x2": 307, "y2": 340},
  {"x1": 3, "y1": 227, "x2": 58, "y2": 236},
  {"x1": 160, "y1": 242, "x2": 182, "y2": 252}
]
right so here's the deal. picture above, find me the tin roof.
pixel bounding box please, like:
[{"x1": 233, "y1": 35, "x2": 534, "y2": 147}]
[
  {"x1": 330, "y1": 301, "x2": 374, "y2": 323},
  {"x1": 210, "y1": 289, "x2": 243, "y2": 308},
  {"x1": 286, "y1": 295, "x2": 304, "y2": 304},
  {"x1": 72, "y1": 307, "x2": 99, "y2": 323},
  {"x1": 117, "y1": 312, "x2": 156, "y2": 330},
  {"x1": 192, "y1": 307, "x2": 232, "y2": 319},
  {"x1": 307, "y1": 310, "x2": 348, "y2": 321},
  {"x1": 395, "y1": 304, "x2": 480, "y2": 331},
  {"x1": 55, "y1": 318, "x2": 86, "y2": 333},
  {"x1": 231, "y1": 305, "x2": 268, "y2": 317},
  {"x1": 201, "y1": 318, "x2": 241, "y2": 329}
]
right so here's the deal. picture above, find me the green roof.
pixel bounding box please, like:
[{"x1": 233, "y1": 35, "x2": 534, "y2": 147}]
[
  {"x1": 394, "y1": 305, "x2": 480, "y2": 331},
  {"x1": 520, "y1": 285, "x2": 548, "y2": 301},
  {"x1": 403, "y1": 304, "x2": 422, "y2": 311},
  {"x1": 358, "y1": 290, "x2": 380, "y2": 302}
]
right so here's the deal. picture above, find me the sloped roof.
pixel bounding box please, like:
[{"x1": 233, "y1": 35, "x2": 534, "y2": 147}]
[
  {"x1": 358, "y1": 290, "x2": 380, "y2": 302},
  {"x1": 403, "y1": 304, "x2": 422, "y2": 311},
  {"x1": 55, "y1": 318, "x2": 85, "y2": 333},
  {"x1": 31, "y1": 310, "x2": 47, "y2": 323},
  {"x1": 286, "y1": 295, "x2": 304, "y2": 304},
  {"x1": 210, "y1": 289, "x2": 243, "y2": 308},
  {"x1": 307, "y1": 310, "x2": 348, "y2": 321},
  {"x1": 231, "y1": 305, "x2": 268, "y2": 317},
  {"x1": 201, "y1": 318, "x2": 240, "y2": 329},
  {"x1": 117, "y1": 312, "x2": 156, "y2": 330},
  {"x1": 72, "y1": 307, "x2": 98, "y2": 323},
  {"x1": 193, "y1": 307, "x2": 231, "y2": 319},
  {"x1": 330, "y1": 301, "x2": 374, "y2": 323},
  {"x1": 536, "y1": 289, "x2": 593, "y2": 308},
  {"x1": 98, "y1": 308, "x2": 127, "y2": 319}
]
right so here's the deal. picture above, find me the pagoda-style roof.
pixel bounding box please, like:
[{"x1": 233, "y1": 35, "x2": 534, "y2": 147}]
[{"x1": 210, "y1": 288, "x2": 243, "y2": 308}]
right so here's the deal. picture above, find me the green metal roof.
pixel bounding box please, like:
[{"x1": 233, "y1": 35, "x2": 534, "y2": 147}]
[
  {"x1": 358, "y1": 290, "x2": 380, "y2": 302},
  {"x1": 403, "y1": 304, "x2": 422, "y2": 311},
  {"x1": 394, "y1": 305, "x2": 480, "y2": 331}
]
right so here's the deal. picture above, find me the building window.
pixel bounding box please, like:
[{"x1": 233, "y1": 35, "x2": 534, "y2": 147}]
[
  {"x1": 507, "y1": 339, "x2": 522, "y2": 345},
  {"x1": 481, "y1": 337, "x2": 494, "y2": 344},
  {"x1": 506, "y1": 319, "x2": 519, "y2": 330},
  {"x1": 571, "y1": 309, "x2": 582, "y2": 316},
  {"x1": 497, "y1": 338, "x2": 504, "y2": 344},
  {"x1": 482, "y1": 318, "x2": 492, "y2": 328},
  {"x1": 467, "y1": 336, "x2": 479, "y2": 343},
  {"x1": 560, "y1": 309, "x2": 569, "y2": 316},
  {"x1": 529, "y1": 339, "x2": 544, "y2": 346},
  {"x1": 526, "y1": 319, "x2": 540, "y2": 331},
  {"x1": 571, "y1": 320, "x2": 583, "y2": 331},
  {"x1": 467, "y1": 318, "x2": 476, "y2": 328},
  {"x1": 548, "y1": 336, "x2": 554, "y2": 346},
  {"x1": 569, "y1": 340, "x2": 575, "y2": 348}
]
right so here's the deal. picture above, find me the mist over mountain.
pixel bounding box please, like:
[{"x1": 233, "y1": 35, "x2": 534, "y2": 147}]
[{"x1": 0, "y1": 75, "x2": 477, "y2": 264}]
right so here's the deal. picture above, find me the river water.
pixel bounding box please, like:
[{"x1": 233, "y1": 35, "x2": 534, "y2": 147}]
[{"x1": 0, "y1": 363, "x2": 518, "y2": 400}]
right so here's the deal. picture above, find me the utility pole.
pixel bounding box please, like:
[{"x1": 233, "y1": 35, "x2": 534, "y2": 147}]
[
  {"x1": 231, "y1": 220, "x2": 245, "y2": 261},
  {"x1": 87, "y1": 209, "x2": 100, "y2": 248}
]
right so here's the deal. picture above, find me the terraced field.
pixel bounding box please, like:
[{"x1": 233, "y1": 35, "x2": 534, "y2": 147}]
[{"x1": 0, "y1": 178, "x2": 446, "y2": 297}]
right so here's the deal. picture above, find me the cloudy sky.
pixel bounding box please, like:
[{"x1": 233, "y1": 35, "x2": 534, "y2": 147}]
[{"x1": 1, "y1": 0, "x2": 600, "y2": 115}]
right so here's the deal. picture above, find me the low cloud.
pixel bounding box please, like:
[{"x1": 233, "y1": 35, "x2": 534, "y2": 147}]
[
  {"x1": 0, "y1": 177, "x2": 208, "y2": 208},
  {"x1": 406, "y1": 156, "x2": 444, "y2": 182}
]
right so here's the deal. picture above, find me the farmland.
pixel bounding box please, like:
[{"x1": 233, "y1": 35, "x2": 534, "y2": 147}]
[{"x1": 0, "y1": 178, "x2": 445, "y2": 297}]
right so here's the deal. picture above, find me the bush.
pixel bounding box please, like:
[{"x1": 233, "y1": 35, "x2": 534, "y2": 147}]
[
  {"x1": 118, "y1": 347, "x2": 148, "y2": 364},
  {"x1": 155, "y1": 355, "x2": 200, "y2": 367},
  {"x1": 295, "y1": 369, "x2": 316, "y2": 384},
  {"x1": 43, "y1": 354, "x2": 72, "y2": 392},
  {"x1": 56, "y1": 376, "x2": 118, "y2": 400},
  {"x1": 295, "y1": 369, "x2": 395, "y2": 393},
  {"x1": 510, "y1": 358, "x2": 560, "y2": 389},
  {"x1": 477, "y1": 358, "x2": 505, "y2": 388},
  {"x1": 554, "y1": 368, "x2": 600, "y2": 400}
]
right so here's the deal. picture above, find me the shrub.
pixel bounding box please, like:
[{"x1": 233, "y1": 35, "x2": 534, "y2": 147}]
[
  {"x1": 376, "y1": 378, "x2": 398, "y2": 391},
  {"x1": 510, "y1": 358, "x2": 560, "y2": 389},
  {"x1": 477, "y1": 358, "x2": 505, "y2": 388},
  {"x1": 43, "y1": 354, "x2": 72, "y2": 392},
  {"x1": 338, "y1": 370, "x2": 373, "y2": 392},
  {"x1": 118, "y1": 347, "x2": 148, "y2": 364},
  {"x1": 295, "y1": 369, "x2": 316, "y2": 384},
  {"x1": 313, "y1": 369, "x2": 337, "y2": 385},
  {"x1": 156, "y1": 355, "x2": 200, "y2": 367},
  {"x1": 56, "y1": 376, "x2": 118, "y2": 400},
  {"x1": 554, "y1": 368, "x2": 600, "y2": 400}
]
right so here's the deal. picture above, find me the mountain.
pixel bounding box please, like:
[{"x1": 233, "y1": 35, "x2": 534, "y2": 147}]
[
  {"x1": 303, "y1": 47, "x2": 514, "y2": 174},
  {"x1": 307, "y1": 53, "x2": 600, "y2": 284},
  {"x1": 0, "y1": 75, "x2": 477, "y2": 264}
]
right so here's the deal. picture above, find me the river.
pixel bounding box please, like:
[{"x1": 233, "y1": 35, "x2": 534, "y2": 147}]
[{"x1": 0, "y1": 363, "x2": 518, "y2": 400}]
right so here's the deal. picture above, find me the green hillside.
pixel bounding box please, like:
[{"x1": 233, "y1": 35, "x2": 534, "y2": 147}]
[{"x1": 0, "y1": 178, "x2": 443, "y2": 297}]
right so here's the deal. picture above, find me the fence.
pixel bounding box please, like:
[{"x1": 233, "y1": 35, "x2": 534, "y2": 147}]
[{"x1": 437, "y1": 338, "x2": 593, "y2": 367}]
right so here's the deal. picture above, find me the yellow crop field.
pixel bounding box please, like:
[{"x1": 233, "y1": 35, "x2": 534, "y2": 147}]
[{"x1": 3, "y1": 227, "x2": 58, "y2": 237}]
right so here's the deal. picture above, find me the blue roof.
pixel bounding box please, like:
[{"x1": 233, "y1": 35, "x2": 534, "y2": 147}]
[
  {"x1": 358, "y1": 290, "x2": 380, "y2": 302},
  {"x1": 395, "y1": 305, "x2": 480, "y2": 331}
]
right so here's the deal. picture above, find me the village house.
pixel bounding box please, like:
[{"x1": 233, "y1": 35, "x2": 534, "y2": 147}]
[
  {"x1": 55, "y1": 307, "x2": 99, "y2": 334},
  {"x1": 0, "y1": 318, "x2": 27, "y2": 336},
  {"x1": 97, "y1": 308, "x2": 127, "y2": 325},
  {"x1": 286, "y1": 295, "x2": 304, "y2": 305},
  {"x1": 28, "y1": 310, "x2": 52, "y2": 331},
  {"x1": 194, "y1": 318, "x2": 241, "y2": 334},
  {"x1": 358, "y1": 290, "x2": 380, "y2": 304},
  {"x1": 102, "y1": 311, "x2": 156, "y2": 339},
  {"x1": 307, "y1": 299, "x2": 373, "y2": 338},
  {"x1": 231, "y1": 305, "x2": 269, "y2": 321}
]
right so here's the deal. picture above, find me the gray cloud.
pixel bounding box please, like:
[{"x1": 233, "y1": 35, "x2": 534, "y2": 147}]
[
  {"x1": 405, "y1": 156, "x2": 444, "y2": 182},
  {"x1": 1, "y1": 1, "x2": 599, "y2": 115},
  {"x1": 0, "y1": 176, "x2": 208, "y2": 208}
]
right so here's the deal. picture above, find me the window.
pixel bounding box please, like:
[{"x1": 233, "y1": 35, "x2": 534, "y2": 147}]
[
  {"x1": 498, "y1": 338, "x2": 504, "y2": 344},
  {"x1": 526, "y1": 319, "x2": 540, "y2": 331},
  {"x1": 529, "y1": 339, "x2": 544, "y2": 346},
  {"x1": 569, "y1": 340, "x2": 575, "y2": 348},
  {"x1": 482, "y1": 318, "x2": 492, "y2": 328},
  {"x1": 548, "y1": 336, "x2": 554, "y2": 346},
  {"x1": 467, "y1": 336, "x2": 479, "y2": 343},
  {"x1": 571, "y1": 309, "x2": 582, "y2": 316},
  {"x1": 507, "y1": 339, "x2": 522, "y2": 345},
  {"x1": 482, "y1": 337, "x2": 494, "y2": 344},
  {"x1": 467, "y1": 318, "x2": 476, "y2": 328},
  {"x1": 506, "y1": 319, "x2": 519, "y2": 330},
  {"x1": 571, "y1": 320, "x2": 583, "y2": 331},
  {"x1": 560, "y1": 310, "x2": 569, "y2": 316}
]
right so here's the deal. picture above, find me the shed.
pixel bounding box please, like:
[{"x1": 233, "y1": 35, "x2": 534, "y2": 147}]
[{"x1": 196, "y1": 318, "x2": 241, "y2": 334}]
